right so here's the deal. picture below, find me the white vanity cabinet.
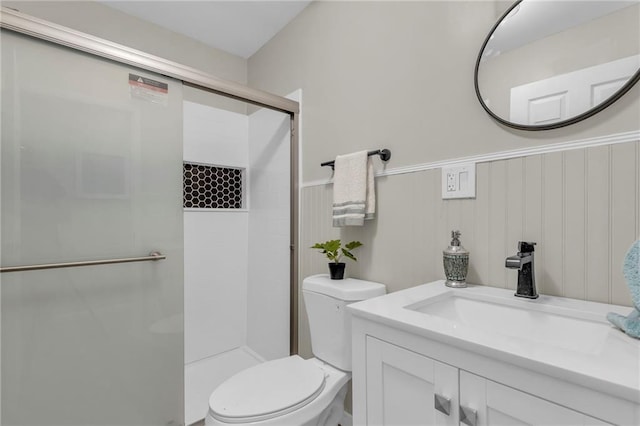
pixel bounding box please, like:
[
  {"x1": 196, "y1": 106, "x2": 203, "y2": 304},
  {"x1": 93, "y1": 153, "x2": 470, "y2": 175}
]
[
  {"x1": 459, "y1": 370, "x2": 610, "y2": 426},
  {"x1": 361, "y1": 335, "x2": 610, "y2": 426},
  {"x1": 365, "y1": 336, "x2": 459, "y2": 425},
  {"x1": 349, "y1": 282, "x2": 640, "y2": 426}
]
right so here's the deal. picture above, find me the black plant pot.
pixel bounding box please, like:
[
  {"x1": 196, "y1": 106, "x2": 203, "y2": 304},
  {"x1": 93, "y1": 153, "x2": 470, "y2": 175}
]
[{"x1": 328, "y1": 262, "x2": 346, "y2": 280}]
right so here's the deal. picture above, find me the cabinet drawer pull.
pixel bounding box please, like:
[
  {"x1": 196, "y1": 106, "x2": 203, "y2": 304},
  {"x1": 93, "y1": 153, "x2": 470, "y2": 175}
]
[
  {"x1": 434, "y1": 394, "x2": 451, "y2": 416},
  {"x1": 460, "y1": 406, "x2": 477, "y2": 426}
]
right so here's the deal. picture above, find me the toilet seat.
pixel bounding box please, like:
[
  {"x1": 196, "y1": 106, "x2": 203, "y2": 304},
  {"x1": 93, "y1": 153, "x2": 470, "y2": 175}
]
[{"x1": 209, "y1": 355, "x2": 326, "y2": 424}]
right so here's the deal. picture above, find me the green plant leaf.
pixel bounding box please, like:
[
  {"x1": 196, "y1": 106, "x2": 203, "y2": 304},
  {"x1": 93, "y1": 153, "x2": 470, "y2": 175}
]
[
  {"x1": 342, "y1": 248, "x2": 357, "y2": 262},
  {"x1": 311, "y1": 239, "x2": 363, "y2": 264},
  {"x1": 324, "y1": 240, "x2": 341, "y2": 252},
  {"x1": 345, "y1": 240, "x2": 363, "y2": 250}
]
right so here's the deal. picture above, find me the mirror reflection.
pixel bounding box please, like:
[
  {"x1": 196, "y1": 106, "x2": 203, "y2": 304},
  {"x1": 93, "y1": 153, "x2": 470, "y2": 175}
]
[{"x1": 475, "y1": 0, "x2": 640, "y2": 130}]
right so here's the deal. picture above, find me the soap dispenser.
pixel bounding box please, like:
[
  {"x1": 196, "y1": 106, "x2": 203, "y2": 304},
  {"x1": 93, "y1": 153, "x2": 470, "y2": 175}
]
[{"x1": 443, "y1": 230, "x2": 469, "y2": 288}]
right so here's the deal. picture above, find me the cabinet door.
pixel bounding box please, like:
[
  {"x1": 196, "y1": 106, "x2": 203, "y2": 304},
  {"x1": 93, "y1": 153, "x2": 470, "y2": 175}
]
[
  {"x1": 365, "y1": 337, "x2": 458, "y2": 426},
  {"x1": 459, "y1": 371, "x2": 612, "y2": 426}
]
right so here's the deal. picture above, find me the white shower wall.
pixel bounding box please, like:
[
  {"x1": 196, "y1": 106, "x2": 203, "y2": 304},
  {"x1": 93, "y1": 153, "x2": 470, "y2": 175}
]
[
  {"x1": 183, "y1": 99, "x2": 291, "y2": 425},
  {"x1": 183, "y1": 101, "x2": 250, "y2": 364},
  {"x1": 247, "y1": 105, "x2": 292, "y2": 361}
]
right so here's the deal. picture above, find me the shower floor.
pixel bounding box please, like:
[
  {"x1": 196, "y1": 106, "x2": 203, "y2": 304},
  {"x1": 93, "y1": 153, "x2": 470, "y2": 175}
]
[{"x1": 185, "y1": 346, "x2": 264, "y2": 426}]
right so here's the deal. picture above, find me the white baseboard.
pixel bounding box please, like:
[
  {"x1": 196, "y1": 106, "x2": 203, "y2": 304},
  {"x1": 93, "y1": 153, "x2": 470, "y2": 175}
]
[{"x1": 340, "y1": 411, "x2": 353, "y2": 426}]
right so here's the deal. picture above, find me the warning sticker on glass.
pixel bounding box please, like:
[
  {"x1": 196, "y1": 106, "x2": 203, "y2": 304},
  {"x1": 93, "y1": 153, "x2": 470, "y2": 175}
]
[{"x1": 129, "y1": 73, "x2": 168, "y2": 106}]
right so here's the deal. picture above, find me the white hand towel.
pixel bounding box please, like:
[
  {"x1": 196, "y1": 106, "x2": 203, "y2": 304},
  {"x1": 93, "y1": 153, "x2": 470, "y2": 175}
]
[{"x1": 332, "y1": 151, "x2": 376, "y2": 227}]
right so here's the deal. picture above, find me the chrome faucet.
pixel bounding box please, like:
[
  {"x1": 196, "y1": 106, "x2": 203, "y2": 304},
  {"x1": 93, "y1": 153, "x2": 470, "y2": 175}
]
[{"x1": 505, "y1": 241, "x2": 538, "y2": 299}]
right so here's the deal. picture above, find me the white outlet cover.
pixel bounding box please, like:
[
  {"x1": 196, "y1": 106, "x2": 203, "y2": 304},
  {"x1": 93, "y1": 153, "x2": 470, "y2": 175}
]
[{"x1": 442, "y1": 163, "x2": 476, "y2": 199}]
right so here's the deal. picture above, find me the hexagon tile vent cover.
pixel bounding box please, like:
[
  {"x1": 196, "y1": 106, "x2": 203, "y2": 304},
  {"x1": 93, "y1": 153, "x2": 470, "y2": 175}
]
[{"x1": 183, "y1": 162, "x2": 243, "y2": 209}]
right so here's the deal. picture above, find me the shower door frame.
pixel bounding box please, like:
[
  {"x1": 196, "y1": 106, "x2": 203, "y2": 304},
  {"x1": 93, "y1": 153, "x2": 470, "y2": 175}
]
[{"x1": 0, "y1": 6, "x2": 300, "y2": 355}]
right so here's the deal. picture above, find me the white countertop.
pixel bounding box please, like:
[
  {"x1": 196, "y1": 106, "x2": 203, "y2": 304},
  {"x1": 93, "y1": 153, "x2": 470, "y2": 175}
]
[{"x1": 348, "y1": 280, "x2": 640, "y2": 404}]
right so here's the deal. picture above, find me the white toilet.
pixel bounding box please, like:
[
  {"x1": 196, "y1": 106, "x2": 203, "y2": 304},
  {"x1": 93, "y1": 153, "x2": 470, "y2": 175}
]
[{"x1": 205, "y1": 274, "x2": 386, "y2": 426}]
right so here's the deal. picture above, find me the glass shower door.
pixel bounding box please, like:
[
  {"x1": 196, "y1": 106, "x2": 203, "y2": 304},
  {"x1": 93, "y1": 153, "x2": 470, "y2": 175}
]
[{"x1": 1, "y1": 31, "x2": 184, "y2": 425}]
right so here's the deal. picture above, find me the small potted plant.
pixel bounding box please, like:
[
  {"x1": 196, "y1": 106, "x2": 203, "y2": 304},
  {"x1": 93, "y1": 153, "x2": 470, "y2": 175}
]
[{"x1": 311, "y1": 239, "x2": 363, "y2": 280}]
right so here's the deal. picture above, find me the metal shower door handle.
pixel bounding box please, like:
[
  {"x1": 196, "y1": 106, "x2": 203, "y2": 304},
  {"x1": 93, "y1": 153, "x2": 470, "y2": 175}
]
[{"x1": 0, "y1": 251, "x2": 166, "y2": 273}]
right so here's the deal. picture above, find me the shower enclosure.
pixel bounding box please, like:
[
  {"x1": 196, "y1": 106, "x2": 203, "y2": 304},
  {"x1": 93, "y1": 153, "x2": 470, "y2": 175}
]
[
  {"x1": 182, "y1": 90, "x2": 295, "y2": 424},
  {"x1": 1, "y1": 8, "x2": 299, "y2": 426}
]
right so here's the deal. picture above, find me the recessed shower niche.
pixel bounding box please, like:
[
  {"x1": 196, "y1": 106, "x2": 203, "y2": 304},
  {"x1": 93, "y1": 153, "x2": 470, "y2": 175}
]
[{"x1": 183, "y1": 162, "x2": 244, "y2": 209}]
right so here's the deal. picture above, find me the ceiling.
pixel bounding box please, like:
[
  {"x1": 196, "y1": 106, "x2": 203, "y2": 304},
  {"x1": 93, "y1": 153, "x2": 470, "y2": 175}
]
[{"x1": 101, "y1": 0, "x2": 312, "y2": 58}]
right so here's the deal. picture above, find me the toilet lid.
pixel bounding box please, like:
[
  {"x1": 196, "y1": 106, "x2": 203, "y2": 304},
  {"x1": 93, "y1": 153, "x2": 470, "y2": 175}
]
[{"x1": 209, "y1": 355, "x2": 326, "y2": 423}]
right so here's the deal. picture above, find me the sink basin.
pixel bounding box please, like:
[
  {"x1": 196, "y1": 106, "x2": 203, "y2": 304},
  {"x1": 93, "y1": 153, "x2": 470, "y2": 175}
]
[
  {"x1": 406, "y1": 292, "x2": 611, "y2": 354},
  {"x1": 348, "y1": 280, "x2": 639, "y2": 403}
]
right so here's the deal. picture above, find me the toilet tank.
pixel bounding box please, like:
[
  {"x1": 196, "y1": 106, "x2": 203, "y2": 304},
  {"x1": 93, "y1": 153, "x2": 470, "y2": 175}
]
[{"x1": 302, "y1": 274, "x2": 386, "y2": 371}]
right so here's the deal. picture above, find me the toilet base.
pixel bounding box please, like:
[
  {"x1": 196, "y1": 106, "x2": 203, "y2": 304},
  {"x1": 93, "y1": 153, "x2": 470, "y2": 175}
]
[{"x1": 314, "y1": 385, "x2": 348, "y2": 426}]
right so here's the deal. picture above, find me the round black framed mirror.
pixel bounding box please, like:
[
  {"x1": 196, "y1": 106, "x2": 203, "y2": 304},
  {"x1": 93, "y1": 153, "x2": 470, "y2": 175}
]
[{"x1": 474, "y1": 0, "x2": 640, "y2": 131}]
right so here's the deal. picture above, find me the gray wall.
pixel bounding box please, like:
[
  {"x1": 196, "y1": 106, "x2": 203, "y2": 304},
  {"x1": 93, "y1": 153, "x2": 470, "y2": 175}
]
[
  {"x1": 247, "y1": 0, "x2": 640, "y2": 363},
  {"x1": 249, "y1": 1, "x2": 640, "y2": 183}
]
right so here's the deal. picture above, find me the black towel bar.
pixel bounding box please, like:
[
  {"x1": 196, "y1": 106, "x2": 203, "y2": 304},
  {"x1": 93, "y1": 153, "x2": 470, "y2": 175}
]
[{"x1": 321, "y1": 149, "x2": 391, "y2": 169}]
